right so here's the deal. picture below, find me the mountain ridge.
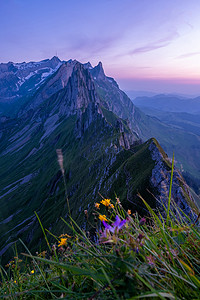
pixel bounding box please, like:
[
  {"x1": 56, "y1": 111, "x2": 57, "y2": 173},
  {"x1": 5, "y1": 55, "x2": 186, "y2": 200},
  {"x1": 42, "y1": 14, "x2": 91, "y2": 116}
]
[{"x1": 0, "y1": 58, "x2": 198, "y2": 263}]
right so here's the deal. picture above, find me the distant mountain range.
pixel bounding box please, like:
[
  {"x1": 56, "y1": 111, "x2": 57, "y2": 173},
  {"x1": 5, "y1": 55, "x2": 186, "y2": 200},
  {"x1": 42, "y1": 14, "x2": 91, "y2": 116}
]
[
  {"x1": 132, "y1": 94, "x2": 200, "y2": 114},
  {"x1": 0, "y1": 57, "x2": 198, "y2": 263}
]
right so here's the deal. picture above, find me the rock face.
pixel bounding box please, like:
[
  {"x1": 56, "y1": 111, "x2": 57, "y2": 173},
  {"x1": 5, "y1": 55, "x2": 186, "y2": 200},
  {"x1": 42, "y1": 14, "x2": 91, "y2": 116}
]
[
  {"x1": 90, "y1": 61, "x2": 106, "y2": 81},
  {"x1": 149, "y1": 139, "x2": 197, "y2": 220}
]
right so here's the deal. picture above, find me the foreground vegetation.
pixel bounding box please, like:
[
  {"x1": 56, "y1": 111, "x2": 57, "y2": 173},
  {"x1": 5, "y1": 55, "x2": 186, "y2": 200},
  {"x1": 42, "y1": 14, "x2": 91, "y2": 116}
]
[
  {"x1": 1, "y1": 154, "x2": 200, "y2": 299},
  {"x1": 0, "y1": 193, "x2": 199, "y2": 299}
]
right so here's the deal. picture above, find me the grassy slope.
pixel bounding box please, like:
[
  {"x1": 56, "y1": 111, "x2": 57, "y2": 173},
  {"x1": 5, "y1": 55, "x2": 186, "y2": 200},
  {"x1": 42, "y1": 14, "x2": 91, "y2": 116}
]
[
  {"x1": 0, "y1": 101, "x2": 169, "y2": 265},
  {"x1": 0, "y1": 103, "x2": 142, "y2": 263}
]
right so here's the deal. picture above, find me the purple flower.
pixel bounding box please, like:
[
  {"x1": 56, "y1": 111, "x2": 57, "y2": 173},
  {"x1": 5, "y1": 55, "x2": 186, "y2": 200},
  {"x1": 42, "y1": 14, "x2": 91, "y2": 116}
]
[
  {"x1": 139, "y1": 217, "x2": 146, "y2": 226},
  {"x1": 102, "y1": 215, "x2": 126, "y2": 233}
]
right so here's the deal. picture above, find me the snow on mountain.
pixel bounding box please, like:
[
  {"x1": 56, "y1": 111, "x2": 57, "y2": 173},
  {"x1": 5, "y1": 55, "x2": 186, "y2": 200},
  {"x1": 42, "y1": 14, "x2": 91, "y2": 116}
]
[{"x1": 0, "y1": 57, "x2": 63, "y2": 101}]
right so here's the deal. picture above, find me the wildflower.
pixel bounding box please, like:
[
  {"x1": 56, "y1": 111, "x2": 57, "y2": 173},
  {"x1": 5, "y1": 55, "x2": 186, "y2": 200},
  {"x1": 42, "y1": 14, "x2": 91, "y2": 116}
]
[
  {"x1": 58, "y1": 238, "x2": 68, "y2": 247},
  {"x1": 59, "y1": 233, "x2": 71, "y2": 238},
  {"x1": 84, "y1": 209, "x2": 88, "y2": 215},
  {"x1": 127, "y1": 209, "x2": 131, "y2": 215},
  {"x1": 30, "y1": 270, "x2": 35, "y2": 274},
  {"x1": 116, "y1": 197, "x2": 121, "y2": 204},
  {"x1": 146, "y1": 255, "x2": 155, "y2": 266},
  {"x1": 102, "y1": 215, "x2": 126, "y2": 233},
  {"x1": 95, "y1": 203, "x2": 100, "y2": 209},
  {"x1": 101, "y1": 199, "x2": 111, "y2": 207},
  {"x1": 99, "y1": 214, "x2": 108, "y2": 222},
  {"x1": 139, "y1": 217, "x2": 146, "y2": 226},
  {"x1": 14, "y1": 280, "x2": 17, "y2": 283},
  {"x1": 109, "y1": 204, "x2": 114, "y2": 209}
]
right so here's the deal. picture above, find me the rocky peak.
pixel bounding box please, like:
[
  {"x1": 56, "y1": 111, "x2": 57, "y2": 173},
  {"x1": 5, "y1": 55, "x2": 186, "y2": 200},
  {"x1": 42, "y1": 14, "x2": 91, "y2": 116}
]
[
  {"x1": 90, "y1": 61, "x2": 106, "y2": 81},
  {"x1": 64, "y1": 61, "x2": 99, "y2": 111},
  {"x1": 83, "y1": 62, "x2": 93, "y2": 69},
  {"x1": 49, "y1": 56, "x2": 61, "y2": 68},
  {"x1": 23, "y1": 60, "x2": 100, "y2": 114}
]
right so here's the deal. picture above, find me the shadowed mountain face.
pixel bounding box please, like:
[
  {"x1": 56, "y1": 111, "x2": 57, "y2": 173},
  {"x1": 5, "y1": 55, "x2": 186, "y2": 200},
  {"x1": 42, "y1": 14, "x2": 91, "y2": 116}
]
[{"x1": 0, "y1": 59, "x2": 197, "y2": 263}]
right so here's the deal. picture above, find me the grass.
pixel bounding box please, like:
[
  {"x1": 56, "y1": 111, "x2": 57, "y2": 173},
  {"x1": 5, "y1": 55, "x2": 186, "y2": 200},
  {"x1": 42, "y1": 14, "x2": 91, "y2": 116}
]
[{"x1": 0, "y1": 158, "x2": 200, "y2": 299}]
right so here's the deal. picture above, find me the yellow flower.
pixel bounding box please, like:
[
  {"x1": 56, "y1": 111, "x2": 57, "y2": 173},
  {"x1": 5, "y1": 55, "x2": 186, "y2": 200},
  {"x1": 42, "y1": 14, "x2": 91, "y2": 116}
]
[
  {"x1": 58, "y1": 238, "x2": 68, "y2": 247},
  {"x1": 109, "y1": 204, "x2": 114, "y2": 209},
  {"x1": 30, "y1": 270, "x2": 34, "y2": 274},
  {"x1": 95, "y1": 203, "x2": 100, "y2": 209},
  {"x1": 101, "y1": 199, "x2": 111, "y2": 207},
  {"x1": 59, "y1": 233, "x2": 71, "y2": 238},
  {"x1": 127, "y1": 209, "x2": 131, "y2": 215},
  {"x1": 14, "y1": 280, "x2": 17, "y2": 283},
  {"x1": 99, "y1": 214, "x2": 108, "y2": 222}
]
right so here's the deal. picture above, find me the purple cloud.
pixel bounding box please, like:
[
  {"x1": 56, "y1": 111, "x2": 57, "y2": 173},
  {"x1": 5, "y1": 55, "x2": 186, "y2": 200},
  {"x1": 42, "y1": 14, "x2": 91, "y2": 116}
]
[
  {"x1": 129, "y1": 32, "x2": 179, "y2": 55},
  {"x1": 176, "y1": 52, "x2": 200, "y2": 59},
  {"x1": 57, "y1": 34, "x2": 121, "y2": 61}
]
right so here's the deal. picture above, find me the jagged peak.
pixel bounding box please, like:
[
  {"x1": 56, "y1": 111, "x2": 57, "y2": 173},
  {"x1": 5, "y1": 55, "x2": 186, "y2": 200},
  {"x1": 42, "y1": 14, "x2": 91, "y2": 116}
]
[
  {"x1": 83, "y1": 62, "x2": 93, "y2": 69},
  {"x1": 50, "y1": 56, "x2": 61, "y2": 64},
  {"x1": 90, "y1": 61, "x2": 106, "y2": 81}
]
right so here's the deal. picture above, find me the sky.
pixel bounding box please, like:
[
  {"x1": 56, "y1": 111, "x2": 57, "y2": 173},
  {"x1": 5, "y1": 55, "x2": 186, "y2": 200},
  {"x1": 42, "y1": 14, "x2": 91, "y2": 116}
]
[{"x1": 1, "y1": 0, "x2": 200, "y2": 95}]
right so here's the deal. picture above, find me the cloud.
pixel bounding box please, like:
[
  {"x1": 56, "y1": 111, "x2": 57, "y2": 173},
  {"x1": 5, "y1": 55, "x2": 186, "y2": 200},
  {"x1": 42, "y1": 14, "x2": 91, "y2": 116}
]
[
  {"x1": 185, "y1": 22, "x2": 194, "y2": 30},
  {"x1": 176, "y1": 52, "x2": 200, "y2": 59},
  {"x1": 129, "y1": 31, "x2": 179, "y2": 55},
  {"x1": 136, "y1": 66, "x2": 152, "y2": 69},
  {"x1": 58, "y1": 34, "x2": 120, "y2": 61}
]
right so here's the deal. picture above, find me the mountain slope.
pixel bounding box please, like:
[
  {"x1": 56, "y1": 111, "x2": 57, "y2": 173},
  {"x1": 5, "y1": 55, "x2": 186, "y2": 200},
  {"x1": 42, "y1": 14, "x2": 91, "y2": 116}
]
[
  {"x1": 89, "y1": 69, "x2": 200, "y2": 182},
  {"x1": 0, "y1": 59, "x2": 197, "y2": 264}
]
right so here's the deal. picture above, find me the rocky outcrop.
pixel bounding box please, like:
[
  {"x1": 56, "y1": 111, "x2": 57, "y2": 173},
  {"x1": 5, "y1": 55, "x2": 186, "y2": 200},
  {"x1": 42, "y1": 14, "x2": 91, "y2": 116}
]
[
  {"x1": 149, "y1": 139, "x2": 197, "y2": 221},
  {"x1": 90, "y1": 61, "x2": 106, "y2": 81}
]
